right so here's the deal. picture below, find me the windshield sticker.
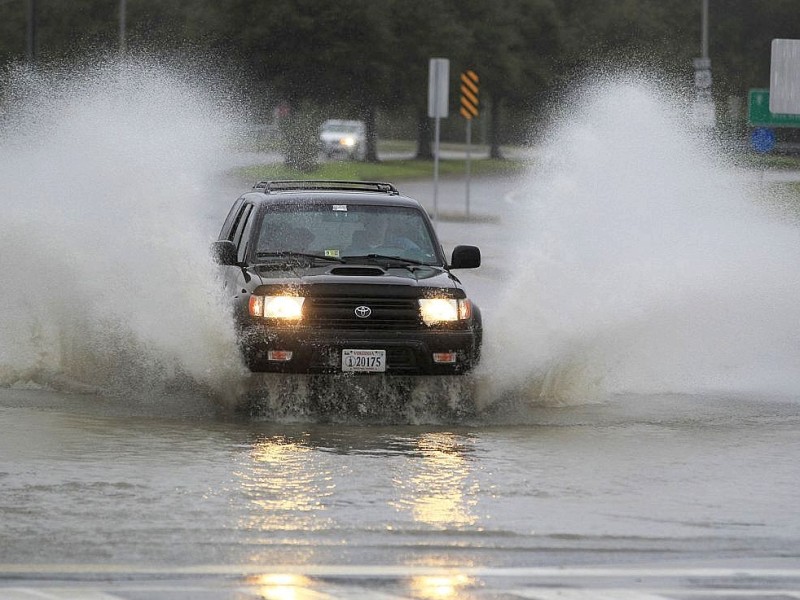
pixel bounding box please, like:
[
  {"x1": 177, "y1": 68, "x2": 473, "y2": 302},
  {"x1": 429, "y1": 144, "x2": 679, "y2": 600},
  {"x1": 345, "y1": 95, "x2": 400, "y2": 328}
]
[
  {"x1": 325, "y1": 249, "x2": 340, "y2": 257},
  {"x1": 332, "y1": 205, "x2": 347, "y2": 212}
]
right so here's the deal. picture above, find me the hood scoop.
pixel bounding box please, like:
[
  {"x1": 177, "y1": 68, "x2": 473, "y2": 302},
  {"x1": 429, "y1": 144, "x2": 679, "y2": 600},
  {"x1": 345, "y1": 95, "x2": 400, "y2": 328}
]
[{"x1": 330, "y1": 266, "x2": 386, "y2": 277}]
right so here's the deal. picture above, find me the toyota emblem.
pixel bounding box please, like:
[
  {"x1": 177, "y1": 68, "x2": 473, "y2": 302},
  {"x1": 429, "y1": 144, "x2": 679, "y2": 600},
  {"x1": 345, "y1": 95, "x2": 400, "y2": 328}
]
[{"x1": 354, "y1": 305, "x2": 372, "y2": 319}]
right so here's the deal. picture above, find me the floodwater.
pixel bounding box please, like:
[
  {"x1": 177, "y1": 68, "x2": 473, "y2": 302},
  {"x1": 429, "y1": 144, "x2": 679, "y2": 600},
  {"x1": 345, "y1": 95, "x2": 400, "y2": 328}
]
[
  {"x1": 1, "y1": 388, "x2": 799, "y2": 598},
  {"x1": 1, "y1": 62, "x2": 800, "y2": 597}
]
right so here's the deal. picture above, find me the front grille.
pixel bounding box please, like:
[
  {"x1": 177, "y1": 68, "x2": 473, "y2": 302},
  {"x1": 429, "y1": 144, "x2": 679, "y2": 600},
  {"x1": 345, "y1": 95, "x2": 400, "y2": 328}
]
[{"x1": 303, "y1": 296, "x2": 422, "y2": 330}]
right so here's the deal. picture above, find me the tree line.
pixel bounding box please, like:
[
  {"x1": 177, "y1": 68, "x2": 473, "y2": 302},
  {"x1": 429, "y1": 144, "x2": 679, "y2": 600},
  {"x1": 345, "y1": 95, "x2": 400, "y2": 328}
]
[{"x1": 2, "y1": 0, "x2": 799, "y2": 163}]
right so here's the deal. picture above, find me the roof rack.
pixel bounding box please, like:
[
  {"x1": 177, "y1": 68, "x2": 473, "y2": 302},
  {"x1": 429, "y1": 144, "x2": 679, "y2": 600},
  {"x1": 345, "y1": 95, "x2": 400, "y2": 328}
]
[{"x1": 253, "y1": 180, "x2": 399, "y2": 195}]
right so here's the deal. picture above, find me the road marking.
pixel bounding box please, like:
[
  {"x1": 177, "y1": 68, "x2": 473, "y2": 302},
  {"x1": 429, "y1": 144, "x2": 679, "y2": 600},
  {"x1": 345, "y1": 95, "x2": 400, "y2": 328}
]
[
  {"x1": 0, "y1": 591, "x2": 55, "y2": 600},
  {"x1": 308, "y1": 588, "x2": 408, "y2": 600},
  {"x1": 653, "y1": 592, "x2": 800, "y2": 598},
  {"x1": 2, "y1": 584, "x2": 800, "y2": 599},
  {"x1": 509, "y1": 591, "x2": 673, "y2": 600},
  {"x1": 507, "y1": 590, "x2": 800, "y2": 600},
  {"x1": 0, "y1": 590, "x2": 124, "y2": 600},
  {"x1": 3, "y1": 565, "x2": 800, "y2": 579}
]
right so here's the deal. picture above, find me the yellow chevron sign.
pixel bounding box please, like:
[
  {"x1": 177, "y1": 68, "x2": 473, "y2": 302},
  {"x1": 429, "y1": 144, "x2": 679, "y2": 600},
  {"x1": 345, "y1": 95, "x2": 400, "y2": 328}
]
[{"x1": 460, "y1": 70, "x2": 479, "y2": 120}]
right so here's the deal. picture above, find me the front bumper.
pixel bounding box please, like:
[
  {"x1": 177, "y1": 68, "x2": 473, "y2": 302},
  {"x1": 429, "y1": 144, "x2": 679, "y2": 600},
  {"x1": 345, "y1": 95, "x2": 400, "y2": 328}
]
[{"x1": 240, "y1": 326, "x2": 480, "y2": 375}]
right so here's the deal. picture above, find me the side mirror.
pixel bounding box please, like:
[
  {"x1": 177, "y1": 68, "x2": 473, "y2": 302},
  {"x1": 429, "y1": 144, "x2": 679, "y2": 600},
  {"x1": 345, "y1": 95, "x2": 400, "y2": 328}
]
[
  {"x1": 450, "y1": 245, "x2": 481, "y2": 269},
  {"x1": 211, "y1": 240, "x2": 238, "y2": 266}
]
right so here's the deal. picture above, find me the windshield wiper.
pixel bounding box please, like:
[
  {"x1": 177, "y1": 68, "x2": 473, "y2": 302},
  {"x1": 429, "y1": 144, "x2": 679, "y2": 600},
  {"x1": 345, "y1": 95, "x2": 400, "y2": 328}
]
[
  {"x1": 344, "y1": 254, "x2": 431, "y2": 267},
  {"x1": 256, "y1": 251, "x2": 344, "y2": 263}
]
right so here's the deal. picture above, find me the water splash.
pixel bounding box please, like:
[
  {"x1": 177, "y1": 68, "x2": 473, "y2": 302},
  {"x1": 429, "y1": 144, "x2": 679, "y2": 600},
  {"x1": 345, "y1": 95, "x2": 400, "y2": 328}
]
[
  {"x1": 0, "y1": 58, "x2": 247, "y2": 400},
  {"x1": 484, "y1": 76, "x2": 800, "y2": 403},
  {"x1": 4, "y1": 65, "x2": 798, "y2": 419},
  {"x1": 240, "y1": 374, "x2": 477, "y2": 425}
]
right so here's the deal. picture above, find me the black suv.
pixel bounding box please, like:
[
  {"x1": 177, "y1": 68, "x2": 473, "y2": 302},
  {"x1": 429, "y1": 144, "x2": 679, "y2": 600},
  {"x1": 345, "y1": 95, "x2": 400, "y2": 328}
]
[{"x1": 212, "y1": 180, "x2": 482, "y2": 375}]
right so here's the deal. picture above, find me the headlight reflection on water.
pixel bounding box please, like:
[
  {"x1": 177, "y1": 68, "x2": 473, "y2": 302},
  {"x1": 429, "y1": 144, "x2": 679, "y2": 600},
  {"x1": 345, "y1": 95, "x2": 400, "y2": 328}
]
[
  {"x1": 235, "y1": 431, "x2": 481, "y2": 592},
  {"x1": 249, "y1": 574, "x2": 316, "y2": 600},
  {"x1": 236, "y1": 436, "x2": 335, "y2": 537},
  {"x1": 247, "y1": 571, "x2": 477, "y2": 600},
  {"x1": 410, "y1": 574, "x2": 476, "y2": 599},
  {"x1": 392, "y1": 432, "x2": 480, "y2": 528}
]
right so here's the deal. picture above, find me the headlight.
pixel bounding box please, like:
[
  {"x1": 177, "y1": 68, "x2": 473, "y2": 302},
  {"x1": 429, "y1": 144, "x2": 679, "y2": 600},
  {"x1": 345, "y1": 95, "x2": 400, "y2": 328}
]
[
  {"x1": 418, "y1": 298, "x2": 471, "y2": 325},
  {"x1": 249, "y1": 295, "x2": 305, "y2": 320},
  {"x1": 339, "y1": 136, "x2": 356, "y2": 147}
]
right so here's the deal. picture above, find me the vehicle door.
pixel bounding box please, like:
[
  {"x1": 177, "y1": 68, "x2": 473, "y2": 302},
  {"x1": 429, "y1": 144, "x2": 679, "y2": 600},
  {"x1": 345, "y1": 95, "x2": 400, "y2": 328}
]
[{"x1": 220, "y1": 201, "x2": 256, "y2": 299}]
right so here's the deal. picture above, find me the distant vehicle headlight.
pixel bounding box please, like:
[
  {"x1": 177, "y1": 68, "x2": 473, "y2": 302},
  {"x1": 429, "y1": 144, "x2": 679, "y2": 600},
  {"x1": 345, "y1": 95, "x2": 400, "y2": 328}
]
[
  {"x1": 418, "y1": 298, "x2": 471, "y2": 325},
  {"x1": 249, "y1": 295, "x2": 305, "y2": 320},
  {"x1": 339, "y1": 136, "x2": 356, "y2": 147}
]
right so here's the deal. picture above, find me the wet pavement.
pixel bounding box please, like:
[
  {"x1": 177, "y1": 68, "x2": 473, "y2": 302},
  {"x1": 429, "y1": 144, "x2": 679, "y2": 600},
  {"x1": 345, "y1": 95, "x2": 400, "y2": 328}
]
[
  {"x1": 3, "y1": 71, "x2": 800, "y2": 597},
  {"x1": 1, "y1": 385, "x2": 799, "y2": 598},
  {"x1": 2, "y1": 170, "x2": 800, "y2": 597}
]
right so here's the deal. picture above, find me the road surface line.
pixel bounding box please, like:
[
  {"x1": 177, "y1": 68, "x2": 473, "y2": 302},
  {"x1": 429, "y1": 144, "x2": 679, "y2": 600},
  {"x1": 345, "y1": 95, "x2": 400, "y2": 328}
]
[
  {"x1": 656, "y1": 591, "x2": 800, "y2": 598},
  {"x1": 506, "y1": 589, "x2": 800, "y2": 599},
  {"x1": 0, "y1": 591, "x2": 57, "y2": 600},
  {"x1": 1, "y1": 565, "x2": 800, "y2": 579},
  {"x1": 0, "y1": 590, "x2": 124, "y2": 600},
  {"x1": 509, "y1": 591, "x2": 673, "y2": 600},
  {"x1": 310, "y1": 588, "x2": 409, "y2": 600},
  {"x1": 3, "y1": 584, "x2": 800, "y2": 599}
]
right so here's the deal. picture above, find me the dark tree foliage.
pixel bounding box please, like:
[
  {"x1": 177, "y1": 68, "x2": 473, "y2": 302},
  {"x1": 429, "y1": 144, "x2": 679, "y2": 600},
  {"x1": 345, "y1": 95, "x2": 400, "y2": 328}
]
[
  {"x1": 386, "y1": 0, "x2": 469, "y2": 159},
  {"x1": 457, "y1": 0, "x2": 562, "y2": 157},
  {"x1": 2, "y1": 0, "x2": 799, "y2": 156},
  {"x1": 195, "y1": 0, "x2": 394, "y2": 163},
  {"x1": 710, "y1": 0, "x2": 800, "y2": 95}
]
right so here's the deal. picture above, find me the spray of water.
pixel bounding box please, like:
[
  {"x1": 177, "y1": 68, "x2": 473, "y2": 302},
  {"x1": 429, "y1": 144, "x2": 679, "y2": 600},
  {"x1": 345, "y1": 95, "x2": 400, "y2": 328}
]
[
  {"x1": 483, "y1": 76, "x2": 800, "y2": 404},
  {"x1": 0, "y1": 58, "x2": 488, "y2": 422},
  {"x1": 0, "y1": 58, "x2": 248, "y2": 402},
  {"x1": 4, "y1": 64, "x2": 798, "y2": 419}
]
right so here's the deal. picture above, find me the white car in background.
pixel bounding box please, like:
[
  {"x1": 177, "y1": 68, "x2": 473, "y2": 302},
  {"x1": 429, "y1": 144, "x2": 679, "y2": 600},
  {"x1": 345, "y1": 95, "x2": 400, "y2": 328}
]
[{"x1": 319, "y1": 119, "x2": 366, "y2": 160}]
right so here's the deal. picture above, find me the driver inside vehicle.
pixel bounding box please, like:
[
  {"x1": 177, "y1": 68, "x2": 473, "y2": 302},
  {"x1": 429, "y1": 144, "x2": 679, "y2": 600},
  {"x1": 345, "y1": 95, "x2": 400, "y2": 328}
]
[
  {"x1": 259, "y1": 222, "x2": 314, "y2": 253},
  {"x1": 348, "y1": 212, "x2": 421, "y2": 253}
]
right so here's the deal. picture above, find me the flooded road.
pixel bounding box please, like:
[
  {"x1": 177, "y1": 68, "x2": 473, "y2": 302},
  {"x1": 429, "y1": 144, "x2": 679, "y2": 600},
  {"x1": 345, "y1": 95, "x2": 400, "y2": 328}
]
[
  {"x1": 1, "y1": 386, "x2": 799, "y2": 598},
  {"x1": 2, "y1": 64, "x2": 800, "y2": 597}
]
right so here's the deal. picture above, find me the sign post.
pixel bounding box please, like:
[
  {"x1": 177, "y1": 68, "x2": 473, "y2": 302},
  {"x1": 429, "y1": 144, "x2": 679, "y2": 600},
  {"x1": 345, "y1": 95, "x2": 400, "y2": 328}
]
[
  {"x1": 460, "y1": 70, "x2": 479, "y2": 217},
  {"x1": 428, "y1": 58, "x2": 449, "y2": 225},
  {"x1": 693, "y1": 57, "x2": 715, "y2": 128}
]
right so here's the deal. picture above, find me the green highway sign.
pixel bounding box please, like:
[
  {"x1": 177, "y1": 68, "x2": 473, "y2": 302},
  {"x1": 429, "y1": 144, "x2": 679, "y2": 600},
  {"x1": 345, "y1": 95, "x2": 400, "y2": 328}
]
[{"x1": 748, "y1": 88, "x2": 800, "y2": 127}]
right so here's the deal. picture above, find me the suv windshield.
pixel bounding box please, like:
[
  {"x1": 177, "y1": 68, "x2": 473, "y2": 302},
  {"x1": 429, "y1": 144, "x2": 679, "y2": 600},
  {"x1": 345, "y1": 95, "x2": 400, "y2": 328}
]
[{"x1": 252, "y1": 204, "x2": 440, "y2": 265}]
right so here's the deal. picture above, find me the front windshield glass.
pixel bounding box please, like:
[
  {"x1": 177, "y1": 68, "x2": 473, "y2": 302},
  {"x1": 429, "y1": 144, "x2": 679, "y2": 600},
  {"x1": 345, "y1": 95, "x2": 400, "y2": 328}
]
[{"x1": 253, "y1": 204, "x2": 440, "y2": 265}]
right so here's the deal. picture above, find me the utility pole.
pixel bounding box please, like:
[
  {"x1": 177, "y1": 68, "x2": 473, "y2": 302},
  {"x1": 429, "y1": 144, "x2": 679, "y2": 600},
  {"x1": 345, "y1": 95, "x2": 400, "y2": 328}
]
[
  {"x1": 693, "y1": 0, "x2": 715, "y2": 128},
  {"x1": 26, "y1": 0, "x2": 37, "y2": 64},
  {"x1": 119, "y1": 0, "x2": 127, "y2": 55},
  {"x1": 459, "y1": 70, "x2": 480, "y2": 218},
  {"x1": 701, "y1": 0, "x2": 709, "y2": 59},
  {"x1": 428, "y1": 58, "x2": 450, "y2": 227}
]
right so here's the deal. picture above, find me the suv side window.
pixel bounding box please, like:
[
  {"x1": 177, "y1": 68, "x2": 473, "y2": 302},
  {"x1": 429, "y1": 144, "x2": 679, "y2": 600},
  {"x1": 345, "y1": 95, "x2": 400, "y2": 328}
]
[
  {"x1": 228, "y1": 202, "x2": 251, "y2": 243},
  {"x1": 219, "y1": 197, "x2": 245, "y2": 239},
  {"x1": 236, "y1": 205, "x2": 256, "y2": 264},
  {"x1": 231, "y1": 203, "x2": 253, "y2": 250}
]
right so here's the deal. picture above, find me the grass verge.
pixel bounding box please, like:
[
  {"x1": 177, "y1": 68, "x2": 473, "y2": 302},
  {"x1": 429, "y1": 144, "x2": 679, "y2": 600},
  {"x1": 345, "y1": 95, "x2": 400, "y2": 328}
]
[
  {"x1": 238, "y1": 158, "x2": 527, "y2": 183},
  {"x1": 738, "y1": 153, "x2": 800, "y2": 170}
]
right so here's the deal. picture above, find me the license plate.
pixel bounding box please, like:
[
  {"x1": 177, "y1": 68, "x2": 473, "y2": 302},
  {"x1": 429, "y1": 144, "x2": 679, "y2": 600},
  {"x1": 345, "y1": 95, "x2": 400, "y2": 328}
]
[{"x1": 342, "y1": 349, "x2": 386, "y2": 373}]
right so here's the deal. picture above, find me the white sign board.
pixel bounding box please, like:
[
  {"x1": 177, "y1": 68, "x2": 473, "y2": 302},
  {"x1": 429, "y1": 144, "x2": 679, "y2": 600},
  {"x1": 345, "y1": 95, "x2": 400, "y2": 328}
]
[
  {"x1": 770, "y1": 39, "x2": 800, "y2": 114},
  {"x1": 428, "y1": 58, "x2": 449, "y2": 118}
]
